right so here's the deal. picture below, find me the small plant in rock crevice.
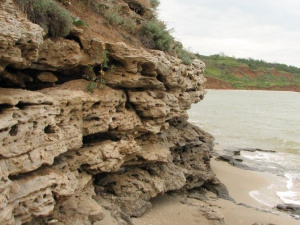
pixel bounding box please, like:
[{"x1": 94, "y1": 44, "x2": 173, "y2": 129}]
[{"x1": 83, "y1": 50, "x2": 116, "y2": 93}]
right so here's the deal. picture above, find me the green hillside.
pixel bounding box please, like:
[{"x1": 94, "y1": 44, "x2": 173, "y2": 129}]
[{"x1": 196, "y1": 54, "x2": 300, "y2": 91}]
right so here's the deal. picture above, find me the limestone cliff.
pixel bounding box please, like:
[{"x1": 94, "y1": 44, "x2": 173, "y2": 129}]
[{"x1": 0, "y1": 0, "x2": 221, "y2": 224}]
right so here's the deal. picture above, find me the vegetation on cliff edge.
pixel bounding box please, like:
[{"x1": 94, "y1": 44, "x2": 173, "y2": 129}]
[
  {"x1": 14, "y1": 0, "x2": 195, "y2": 65},
  {"x1": 85, "y1": 0, "x2": 195, "y2": 65},
  {"x1": 15, "y1": 0, "x2": 73, "y2": 38}
]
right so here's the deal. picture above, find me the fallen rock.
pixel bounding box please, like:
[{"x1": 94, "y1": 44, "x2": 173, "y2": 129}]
[{"x1": 37, "y1": 72, "x2": 58, "y2": 83}]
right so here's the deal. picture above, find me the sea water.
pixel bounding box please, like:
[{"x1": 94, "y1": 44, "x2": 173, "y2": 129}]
[{"x1": 188, "y1": 90, "x2": 300, "y2": 208}]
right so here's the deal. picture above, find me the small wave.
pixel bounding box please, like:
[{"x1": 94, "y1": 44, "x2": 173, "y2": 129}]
[
  {"x1": 249, "y1": 190, "x2": 276, "y2": 207},
  {"x1": 241, "y1": 151, "x2": 283, "y2": 164},
  {"x1": 276, "y1": 191, "x2": 300, "y2": 206},
  {"x1": 285, "y1": 173, "x2": 296, "y2": 190},
  {"x1": 264, "y1": 137, "x2": 300, "y2": 153},
  {"x1": 241, "y1": 152, "x2": 273, "y2": 160}
]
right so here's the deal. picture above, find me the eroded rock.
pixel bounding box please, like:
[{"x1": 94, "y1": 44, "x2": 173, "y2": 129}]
[
  {"x1": 0, "y1": 1, "x2": 216, "y2": 223},
  {"x1": 0, "y1": 0, "x2": 44, "y2": 72},
  {"x1": 2, "y1": 161, "x2": 77, "y2": 225},
  {"x1": 95, "y1": 118, "x2": 215, "y2": 217}
]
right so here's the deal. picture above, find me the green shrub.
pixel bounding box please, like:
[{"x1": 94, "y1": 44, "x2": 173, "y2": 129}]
[
  {"x1": 103, "y1": 7, "x2": 137, "y2": 34},
  {"x1": 122, "y1": 18, "x2": 137, "y2": 34},
  {"x1": 83, "y1": 50, "x2": 116, "y2": 93},
  {"x1": 140, "y1": 20, "x2": 173, "y2": 51},
  {"x1": 15, "y1": 0, "x2": 73, "y2": 38},
  {"x1": 105, "y1": 10, "x2": 124, "y2": 26},
  {"x1": 73, "y1": 17, "x2": 89, "y2": 27},
  {"x1": 149, "y1": 0, "x2": 160, "y2": 9},
  {"x1": 177, "y1": 49, "x2": 194, "y2": 65},
  {"x1": 88, "y1": 1, "x2": 108, "y2": 15},
  {"x1": 172, "y1": 41, "x2": 194, "y2": 65}
]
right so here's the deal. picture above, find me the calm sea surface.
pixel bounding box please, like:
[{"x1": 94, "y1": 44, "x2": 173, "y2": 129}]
[{"x1": 188, "y1": 90, "x2": 300, "y2": 209}]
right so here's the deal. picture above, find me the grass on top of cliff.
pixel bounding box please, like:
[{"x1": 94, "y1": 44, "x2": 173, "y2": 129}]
[
  {"x1": 15, "y1": 0, "x2": 194, "y2": 65},
  {"x1": 84, "y1": 0, "x2": 194, "y2": 64},
  {"x1": 197, "y1": 54, "x2": 300, "y2": 90},
  {"x1": 15, "y1": 0, "x2": 74, "y2": 38}
]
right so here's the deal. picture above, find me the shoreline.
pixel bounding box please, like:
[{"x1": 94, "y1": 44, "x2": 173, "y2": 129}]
[
  {"x1": 205, "y1": 87, "x2": 300, "y2": 93},
  {"x1": 210, "y1": 157, "x2": 271, "y2": 208},
  {"x1": 208, "y1": 157, "x2": 300, "y2": 224},
  {"x1": 131, "y1": 157, "x2": 300, "y2": 225},
  {"x1": 205, "y1": 77, "x2": 300, "y2": 92},
  {"x1": 205, "y1": 86, "x2": 300, "y2": 93}
]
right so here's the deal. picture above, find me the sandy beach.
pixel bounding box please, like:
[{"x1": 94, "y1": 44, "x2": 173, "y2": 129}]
[
  {"x1": 208, "y1": 158, "x2": 299, "y2": 225},
  {"x1": 131, "y1": 157, "x2": 300, "y2": 225}
]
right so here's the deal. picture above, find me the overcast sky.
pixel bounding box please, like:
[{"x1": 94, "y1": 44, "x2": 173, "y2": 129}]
[{"x1": 158, "y1": 0, "x2": 300, "y2": 67}]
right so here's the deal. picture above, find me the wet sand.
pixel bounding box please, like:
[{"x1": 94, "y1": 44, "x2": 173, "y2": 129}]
[{"x1": 208, "y1": 158, "x2": 299, "y2": 225}]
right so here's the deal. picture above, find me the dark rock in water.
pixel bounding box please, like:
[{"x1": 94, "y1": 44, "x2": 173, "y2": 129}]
[
  {"x1": 217, "y1": 155, "x2": 247, "y2": 169},
  {"x1": 217, "y1": 155, "x2": 232, "y2": 162},
  {"x1": 277, "y1": 204, "x2": 300, "y2": 215},
  {"x1": 239, "y1": 148, "x2": 276, "y2": 153},
  {"x1": 277, "y1": 203, "x2": 300, "y2": 219},
  {"x1": 229, "y1": 160, "x2": 251, "y2": 170},
  {"x1": 233, "y1": 150, "x2": 241, "y2": 156}
]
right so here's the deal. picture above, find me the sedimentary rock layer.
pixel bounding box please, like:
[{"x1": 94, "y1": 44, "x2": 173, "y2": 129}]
[{"x1": 0, "y1": 0, "x2": 219, "y2": 224}]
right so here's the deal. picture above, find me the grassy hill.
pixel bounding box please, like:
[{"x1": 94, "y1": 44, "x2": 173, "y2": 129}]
[{"x1": 196, "y1": 54, "x2": 300, "y2": 91}]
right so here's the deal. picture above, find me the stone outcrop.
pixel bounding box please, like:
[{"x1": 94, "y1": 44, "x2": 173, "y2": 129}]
[
  {"x1": 0, "y1": 0, "x2": 221, "y2": 224},
  {"x1": 0, "y1": 0, "x2": 44, "y2": 72}
]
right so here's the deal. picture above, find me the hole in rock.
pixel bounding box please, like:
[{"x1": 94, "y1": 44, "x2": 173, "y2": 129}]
[
  {"x1": 33, "y1": 121, "x2": 38, "y2": 128},
  {"x1": 187, "y1": 88, "x2": 196, "y2": 92},
  {"x1": 0, "y1": 104, "x2": 12, "y2": 113},
  {"x1": 156, "y1": 74, "x2": 164, "y2": 83},
  {"x1": 65, "y1": 34, "x2": 83, "y2": 48},
  {"x1": 93, "y1": 65, "x2": 102, "y2": 75},
  {"x1": 140, "y1": 62, "x2": 156, "y2": 76},
  {"x1": 44, "y1": 125, "x2": 56, "y2": 134},
  {"x1": 127, "y1": 2, "x2": 144, "y2": 15},
  {"x1": 92, "y1": 101, "x2": 101, "y2": 109},
  {"x1": 83, "y1": 132, "x2": 120, "y2": 144},
  {"x1": 9, "y1": 125, "x2": 18, "y2": 136},
  {"x1": 15, "y1": 103, "x2": 34, "y2": 110},
  {"x1": 84, "y1": 117, "x2": 100, "y2": 122}
]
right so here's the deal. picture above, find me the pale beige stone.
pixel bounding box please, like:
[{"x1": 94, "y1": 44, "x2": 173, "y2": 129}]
[
  {"x1": 0, "y1": 1, "x2": 213, "y2": 224},
  {"x1": 106, "y1": 42, "x2": 157, "y2": 74},
  {"x1": 37, "y1": 72, "x2": 58, "y2": 83},
  {"x1": 0, "y1": 0, "x2": 44, "y2": 71},
  {"x1": 30, "y1": 38, "x2": 83, "y2": 71}
]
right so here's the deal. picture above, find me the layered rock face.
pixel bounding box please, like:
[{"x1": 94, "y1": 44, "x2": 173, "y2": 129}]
[{"x1": 0, "y1": 0, "x2": 218, "y2": 224}]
